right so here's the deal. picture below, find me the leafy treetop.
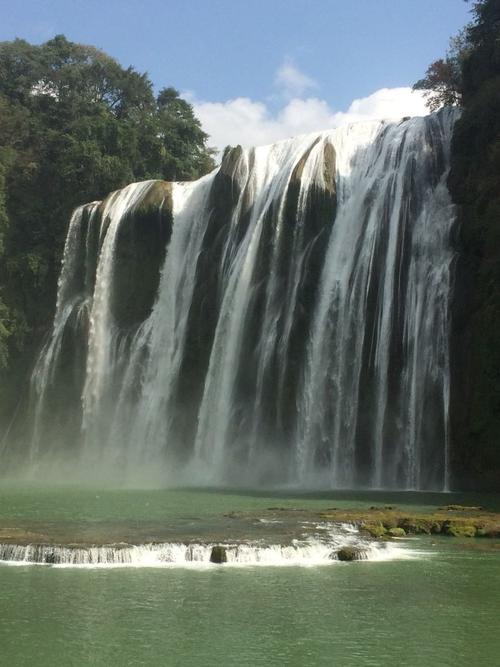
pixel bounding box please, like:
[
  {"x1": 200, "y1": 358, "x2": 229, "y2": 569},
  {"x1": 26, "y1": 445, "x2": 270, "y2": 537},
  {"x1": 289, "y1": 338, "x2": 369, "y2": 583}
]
[{"x1": 0, "y1": 35, "x2": 215, "y2": 379}]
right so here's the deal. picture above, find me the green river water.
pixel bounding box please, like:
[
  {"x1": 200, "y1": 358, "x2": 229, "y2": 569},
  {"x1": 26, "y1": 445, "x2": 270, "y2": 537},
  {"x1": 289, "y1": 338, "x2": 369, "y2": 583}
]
[{"x1": 0, "y1": 486, "x2": 499, "y2": 666}]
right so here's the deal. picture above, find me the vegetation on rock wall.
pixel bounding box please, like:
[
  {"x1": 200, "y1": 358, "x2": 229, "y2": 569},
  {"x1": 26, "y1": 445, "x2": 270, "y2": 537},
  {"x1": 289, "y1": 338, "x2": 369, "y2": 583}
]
[
  {"x1": 449, "y1": 0, "x2": 500, "y2": 488},
  {"x1": 0, "y1": 163, "x2": 10, "y2": 370},
  {"x1": 0, "y1": 36, "x2": 215, "y2": 424},
  {"x1": 416, "y1": 0, "x2": 500, "y2": 487}
]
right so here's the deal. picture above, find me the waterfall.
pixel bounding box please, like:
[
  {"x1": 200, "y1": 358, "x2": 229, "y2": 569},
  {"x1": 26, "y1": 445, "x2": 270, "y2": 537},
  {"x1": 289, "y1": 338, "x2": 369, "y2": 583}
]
[
  {"x1": 0, "y1": 524, "x2": 424, "y2": 567},
  {"x1": 22, "y1": 109, "x2": 457, "y2": 490}
]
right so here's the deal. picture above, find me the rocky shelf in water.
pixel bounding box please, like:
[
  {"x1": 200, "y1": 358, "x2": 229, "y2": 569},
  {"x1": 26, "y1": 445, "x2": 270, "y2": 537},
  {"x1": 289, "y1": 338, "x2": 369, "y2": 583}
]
[
  {"x1": 0, "y1": 514, "x2": 389, "y2": 566},
  {"x1": 224, "y1": 504, "x2": 500, "y2": 539},
  {"x1": 0, "y1": 503, "x2": 498, "y2": 568},
  {"x1": 0, "y1": 538, "x2": 385, "y2": 567},
  {"x1": 0, "y1": 503, "x2": 499, "y2": 548}
]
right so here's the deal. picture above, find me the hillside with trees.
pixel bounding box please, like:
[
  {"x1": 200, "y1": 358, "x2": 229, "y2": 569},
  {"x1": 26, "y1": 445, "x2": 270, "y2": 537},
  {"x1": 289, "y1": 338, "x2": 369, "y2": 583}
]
[{"x1": 0, "y1": 36, "x2": 215, "y2": 423}]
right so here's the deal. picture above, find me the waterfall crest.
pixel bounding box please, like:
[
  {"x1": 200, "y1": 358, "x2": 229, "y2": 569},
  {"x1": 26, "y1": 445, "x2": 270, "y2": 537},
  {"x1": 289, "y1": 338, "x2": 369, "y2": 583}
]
[
  {"x1": 23, "y1": 109, "x2": 457, "y2": 489},
  {"x1": 0, "y1": 524, "x2": 423, "y2": 568}
]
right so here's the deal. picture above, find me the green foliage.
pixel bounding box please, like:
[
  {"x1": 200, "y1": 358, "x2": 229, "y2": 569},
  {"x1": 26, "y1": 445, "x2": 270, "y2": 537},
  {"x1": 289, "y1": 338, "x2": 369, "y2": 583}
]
[
  {"x1": 447, "y1": 0, "x2": 500, "y2": 487},
  {"x1": 0, "y1": 35, "x2": 215, "y2": 388},
  {"x1": 156, "y1": 87, "x2": 216, "y2": 180},
  {"x1": 413, "y1": 31, "x2": 467, "y2": 111},
  {"x1": 319, "y1": 506, "x2": 500, "y2": 537},
  {"x1": 0, "y1": 162, "x2": 8, "y2": 258},
  {"x1": 0, "y1": 163, "x2": 10, "y2": 369}
]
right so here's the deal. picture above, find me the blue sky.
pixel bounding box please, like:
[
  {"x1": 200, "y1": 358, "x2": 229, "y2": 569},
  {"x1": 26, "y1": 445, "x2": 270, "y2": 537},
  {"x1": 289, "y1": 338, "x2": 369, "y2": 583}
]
[{"x1": 0, "y1": 0, "x2": 471, "y2": 149}]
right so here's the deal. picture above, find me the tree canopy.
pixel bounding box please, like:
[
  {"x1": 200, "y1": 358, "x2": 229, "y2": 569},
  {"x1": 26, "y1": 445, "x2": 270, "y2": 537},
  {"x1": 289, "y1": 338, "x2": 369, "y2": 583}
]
[
  {"x1": 412, "y1": 32, "x2": 466, "y2": 111},
  {"x1": 413, "y1": 1, "x2": 500, "y2": 112},
  {"x1": 0, "y1": 35, "x2": 215, "y2": 399}
]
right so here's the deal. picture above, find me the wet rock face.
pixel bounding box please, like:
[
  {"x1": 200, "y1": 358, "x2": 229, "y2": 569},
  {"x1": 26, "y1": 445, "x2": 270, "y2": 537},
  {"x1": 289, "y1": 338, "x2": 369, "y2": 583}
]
[
  {"x1": 322, "y1": 142, "x2": 336, "y2": 194},
  {"x1": 111, "y1": 181, "x2": 173, "y2": 328},
  {"x1": 43, "y1": 550, "x2": 57, "y2": 564},
  {"x1": 209, "y1": 545, "x2": 228, "y2": 563},
  {"x1": 334, "y1": 546, "x2": 366, "y2": 561},
  {"x1": 219, "y1": 145, "x2": 245, "y2": 180}
]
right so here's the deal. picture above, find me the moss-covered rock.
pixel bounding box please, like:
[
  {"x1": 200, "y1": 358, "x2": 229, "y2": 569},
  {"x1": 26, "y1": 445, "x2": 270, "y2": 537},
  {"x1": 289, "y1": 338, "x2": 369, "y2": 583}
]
[
  {"x1": 361, "y1": 522, "x2": 387, "y2": 538},
  {"x1": 397, "y1": 518, "x2": 439, "y2": 535},
  {"x1": 239, "y1": 504, "x2": 500, "y2": 541},
  {"x1": 387, "y1": 527, "x2": 406, "y2": 537},
  {"x1": 442, "y1": 521, "x2": 477, "y2": 538},
  {"x1": 381, "y1": 516, "x2": 399, "y2": 530},
  {"x1": 475, "y1": 524, "x2": 500, "y2": 538},
  {"x1": 110, "y1": 180, "x2": 173, "y2": 328}
]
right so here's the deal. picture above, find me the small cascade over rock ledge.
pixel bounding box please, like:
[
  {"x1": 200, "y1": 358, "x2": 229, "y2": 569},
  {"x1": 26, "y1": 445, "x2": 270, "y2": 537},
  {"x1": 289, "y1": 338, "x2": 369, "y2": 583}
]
[{"x1": 0, "y1": 526, "x2": 420, "y2": 568}]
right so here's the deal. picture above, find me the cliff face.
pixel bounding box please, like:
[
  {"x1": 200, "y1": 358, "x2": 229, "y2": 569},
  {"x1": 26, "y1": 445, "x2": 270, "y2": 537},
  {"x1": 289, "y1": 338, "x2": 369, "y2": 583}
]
[{"x1": 448, "y1": 1, "x2": 500, "y2": 489}]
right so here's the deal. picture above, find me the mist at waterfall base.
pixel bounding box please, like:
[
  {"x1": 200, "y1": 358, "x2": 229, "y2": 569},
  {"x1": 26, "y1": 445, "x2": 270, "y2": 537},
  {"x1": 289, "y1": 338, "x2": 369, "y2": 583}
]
[{"x1": 6, "y1": 109, "x2": 458, "y2": 490}]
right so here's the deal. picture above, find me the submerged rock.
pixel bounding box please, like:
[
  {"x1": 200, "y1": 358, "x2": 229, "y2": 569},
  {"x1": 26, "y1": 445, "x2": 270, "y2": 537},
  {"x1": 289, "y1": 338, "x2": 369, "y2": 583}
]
[
  {"x1": 43, "y1": 550, "x2": 57, "y2": 564},
  {"x1": 334, "y1": 547, "x2": 366, "y2": 562},
  {"x1": 210, "y1": 545, "x2": 228, "y2": 563}
]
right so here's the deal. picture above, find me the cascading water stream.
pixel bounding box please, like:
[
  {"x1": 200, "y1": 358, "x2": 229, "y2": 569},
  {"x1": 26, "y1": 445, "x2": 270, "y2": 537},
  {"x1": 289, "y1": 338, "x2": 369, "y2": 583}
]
[
  {"x1": 81, "y1": 181, "x2": 158, "y2": 448},
  {"x1": 0, "y1": 524, "x2": 425, "y2": 567},
  {"x1": 30, "y1": 201, "x2": 100, "y2": 460},
  {"x1": 107, "y1": 175, "x2": 214, "y2": 469},
  {"x1": 20, "y1": 109, "x2": 457, "y2": 490},
  {"x1": 298, "y1": 113, "x2": 455, "y2": 489}
]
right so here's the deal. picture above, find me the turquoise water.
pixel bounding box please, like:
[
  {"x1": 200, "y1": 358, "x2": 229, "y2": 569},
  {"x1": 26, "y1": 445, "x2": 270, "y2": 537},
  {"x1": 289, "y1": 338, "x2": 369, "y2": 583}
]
[
  {"x1": 1, "y1": 484, "x2": 498, "y2": 522},
  {"x1": 0, "y1": 487, "x2": 499, "y2": 666},
  {"x1": 1, "y1": 542, "x2": 499, "y2": 667},
  {"x1": 1, "y1": 484, "x2": 498, "y2": 544}
]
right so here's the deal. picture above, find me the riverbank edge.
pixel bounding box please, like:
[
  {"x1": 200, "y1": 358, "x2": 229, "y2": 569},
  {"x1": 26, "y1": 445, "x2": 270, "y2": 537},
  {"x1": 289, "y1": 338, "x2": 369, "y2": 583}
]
[
  {"x1": 0, "y1": 504, "x2": 499, "y2": 548},
  {"x1": 226, "y1": 504, "x2": 500, "y2": 539}
]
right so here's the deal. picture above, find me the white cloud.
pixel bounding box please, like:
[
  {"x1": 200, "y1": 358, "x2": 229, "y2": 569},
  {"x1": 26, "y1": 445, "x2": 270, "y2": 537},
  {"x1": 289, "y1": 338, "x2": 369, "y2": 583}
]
[
  {"x1": 332, "y1": 87, "x2": 429, "y2": 125},
  {"x1": 194, "y1": 87, "x2": 428, "y2": 154},
  {"x1": 275, "y1": 60, "x2": 318, "y2": 97}
]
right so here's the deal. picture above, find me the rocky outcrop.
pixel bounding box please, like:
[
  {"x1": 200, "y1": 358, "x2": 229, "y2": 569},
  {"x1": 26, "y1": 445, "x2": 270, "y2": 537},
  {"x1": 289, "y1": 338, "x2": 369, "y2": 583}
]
[
  {"x1": 334, "y1": 546, "x2": 367, "y2": 561},
  {"x1": 209, "y1": 545, "x2": 228, "y2": 563},
  {"x1": 111, "y1": 181, "x2": 173, "y2": 327}
]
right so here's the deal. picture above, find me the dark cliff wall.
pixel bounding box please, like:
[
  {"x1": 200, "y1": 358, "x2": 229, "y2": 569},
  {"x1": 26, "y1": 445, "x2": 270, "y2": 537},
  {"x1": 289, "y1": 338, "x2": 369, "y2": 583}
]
[{"x1": 449, "y1": 0, "x2": 500, "y2": 489}]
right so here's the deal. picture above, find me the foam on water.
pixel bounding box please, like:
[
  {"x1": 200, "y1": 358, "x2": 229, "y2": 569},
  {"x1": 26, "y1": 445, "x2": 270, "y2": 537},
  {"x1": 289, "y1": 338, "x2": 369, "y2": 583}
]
[{"x1": 0, "y1": 526, "x2": 429, "y2": 569}]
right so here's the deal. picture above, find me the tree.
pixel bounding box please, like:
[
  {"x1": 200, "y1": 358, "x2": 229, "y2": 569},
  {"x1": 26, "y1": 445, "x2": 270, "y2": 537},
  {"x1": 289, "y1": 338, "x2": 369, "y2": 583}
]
[
  {"x1": 413, "y1": 32, "x2": 467, "y2": 111},
  {"x1": 156, "y1": 87, "x2": 216, "y2": 180},
  {"x1": 0, "y1": 35, "x2": 215, "y2": 384}
]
